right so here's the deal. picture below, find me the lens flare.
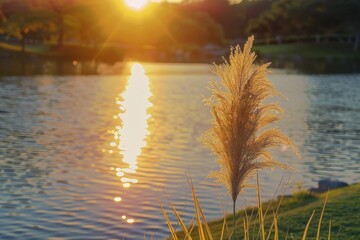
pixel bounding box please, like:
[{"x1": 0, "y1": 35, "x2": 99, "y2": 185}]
[{"x1": 125, "y1": 0, "x2": 148, "y2": 10}]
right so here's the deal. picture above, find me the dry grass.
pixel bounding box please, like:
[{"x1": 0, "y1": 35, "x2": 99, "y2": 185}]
[
  {"x1": 160, "y1": 36, "x2": 331, "y2": 240},
  {"x1": 161, "y1": 180, "x2": 330, "y2": 240},
  {"x1": 203, "y1": 35, "x2": 299, "y2": 204}
]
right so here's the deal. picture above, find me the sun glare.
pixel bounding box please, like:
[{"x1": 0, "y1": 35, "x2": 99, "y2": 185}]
[{"x1": 125, "y1": 0, "x2": 148, "y2": 10}]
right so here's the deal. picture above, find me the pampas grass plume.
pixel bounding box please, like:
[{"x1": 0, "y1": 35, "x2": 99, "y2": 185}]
[{"x1": 203, "y1": 36, "x2": 300, "y2": 231}]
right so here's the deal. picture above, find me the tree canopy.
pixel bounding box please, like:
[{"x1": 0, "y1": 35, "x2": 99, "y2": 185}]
[
  {"x1": 0, "y1": 0, "x2": 359, "y2": 49},
  {"x1": 0, "y1": 0, "x2": 225, "y2": 48}
]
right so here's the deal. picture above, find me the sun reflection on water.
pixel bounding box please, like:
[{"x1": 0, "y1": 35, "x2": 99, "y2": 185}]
[{"x1": 111, "y1": 62, "x2": 152, "y2": 224}]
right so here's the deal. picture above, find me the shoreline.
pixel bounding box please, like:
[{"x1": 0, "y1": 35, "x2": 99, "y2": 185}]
[
  {"x1": 1, "y1": 55, "x2": 360, "y2": 76},
  {"x1": 2, "y1": 41, "x2": 360, "y2": 75}
]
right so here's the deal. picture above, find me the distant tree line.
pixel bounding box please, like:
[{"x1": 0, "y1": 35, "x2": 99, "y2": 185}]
[
  {"x1": 0, "y1": 0, "x2": 224, "y2": 52},
  {"x1": 184, "y1": 0, "x2": 359, "y2": 49},
  {"x1": 245, "y1": 0, "x2": 360, "y2": 50},
  {"x1": 0, "y1": 0, "x2": 359, "y2": 51}
]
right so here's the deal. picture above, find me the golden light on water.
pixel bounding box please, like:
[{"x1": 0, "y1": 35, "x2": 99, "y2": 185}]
[
  {"x1": 127, "y1": 218, "x2": 135, "y2": 224},
  {"x1": 116, "y1": 63, "x2": 152, "y2": 179},
  {"x1": 110, "y1": 62, "x2": 152, "y2": 223}
]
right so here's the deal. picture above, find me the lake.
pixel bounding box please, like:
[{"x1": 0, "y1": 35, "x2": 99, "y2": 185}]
[{"x1": 0, "y1": 62, "x2": 359, "y2": 239}]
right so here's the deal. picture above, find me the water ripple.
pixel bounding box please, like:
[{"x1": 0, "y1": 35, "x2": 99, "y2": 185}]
[{"x1": 0, "y1": 64, "x2": 359, "y2": 239}]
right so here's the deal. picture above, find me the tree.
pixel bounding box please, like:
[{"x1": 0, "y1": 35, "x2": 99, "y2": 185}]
[
  {"x1": 182, "y1": 0, "x2": 232, "y2": 37},
  {"x1": 170, "y1": 11, "x2": 224, "y2": 45},
  {"x1": 38, "y1": 0, "x2": 76, "y2": 48},
  {"x1": 1, "y1": 0, "x2": 45, "y2": 53},
  {"x1": 0, "y1": 3, "x2": 5, "y2": 33},
  {"x1": 246, "y1": 0, "x2": 360, "y2": 48}
]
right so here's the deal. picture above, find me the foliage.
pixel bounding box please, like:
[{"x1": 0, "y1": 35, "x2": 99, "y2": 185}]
[
  {"x1": 0, "y1": 0, "x2": 225, "y2": 48},
  {"x1": 1, "y1": 1, "x2": 50, "y2": 52},
  {"x1": 247, "y1": 0, "x2": 360, "y2": 41},
  {"x1": 1, "y1": 0, "x2": 359, "y2": 49},
  {"x1": 182, "y1": 0, "x2": 360, "y2": 41},
  {"x1": 0, "y1": 5, "x2": 4, "y2": 33}
]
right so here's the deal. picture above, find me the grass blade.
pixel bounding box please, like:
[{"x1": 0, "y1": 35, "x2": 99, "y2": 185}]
[
  {"x1": 302, "y1": 210, "x2": 315, "y2": 240},
  {"x1": 243, "y1": 219, "x2": 247, "y2": 240},
  {"x1": 274, "y1": 213, "x2": 279, "y2": 240},
  {"x1": 257, "y1": 173, "x2": 266, "y2": 240},
  {"x1": 317, "y1": 191, "x2": 329, "y2": 239},
  {"x1": 220, "y1": 215, "x2": 226, "y2": 240},
  {"x1": 161, "y1": 205, "x2": 178, "y2": 240},
  {"x1": 187, "y1": 213, "x2": 197, "y2": 239},
  {"x1": 195, "y1": 195, "x2": 213, "y2": 240},
  {"x1": 169, "y1": 202, "x2": 192, "y2": 240},
  {"x1": 190, "y1": 180, "x2": 205, "y2": 239}
]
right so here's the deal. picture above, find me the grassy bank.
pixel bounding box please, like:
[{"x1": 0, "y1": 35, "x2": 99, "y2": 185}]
[
  {"x1": 175, "y1": 183, "x2": 360, "y2": 239},
  {"x1": 252, "y1": 43, "x2": 360, "y2": 73},
  {"x1": 253, "y1": 43, "x2": 360, "y2": 60}
]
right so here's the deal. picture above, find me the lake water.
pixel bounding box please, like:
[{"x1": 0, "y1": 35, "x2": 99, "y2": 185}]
[{"x1": 0, "y1": 62, "x2": 359, "y2": 239}]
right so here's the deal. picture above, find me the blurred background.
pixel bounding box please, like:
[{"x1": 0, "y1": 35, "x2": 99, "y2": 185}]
[{"x1": 0, "y1": 0, "x2": 359, "y2": 74}]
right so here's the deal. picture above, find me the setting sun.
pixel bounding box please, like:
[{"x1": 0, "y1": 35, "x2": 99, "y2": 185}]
[{"x1": 125, "y1": 0, "x2": 148, "y2": 10}]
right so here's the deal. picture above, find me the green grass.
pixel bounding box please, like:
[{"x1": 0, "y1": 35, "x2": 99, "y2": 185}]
[
  {"x1": 253, "y1": 43, "x2": 360, "y2": 60},
  {"x1": 175, "y1": 183, "x2": 360, "y2": 240}
]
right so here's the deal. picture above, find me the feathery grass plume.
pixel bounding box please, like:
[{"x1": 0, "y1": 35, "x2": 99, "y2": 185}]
[{"x1": 203, "y1": 35, "x2": 299, "y2": 234}]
